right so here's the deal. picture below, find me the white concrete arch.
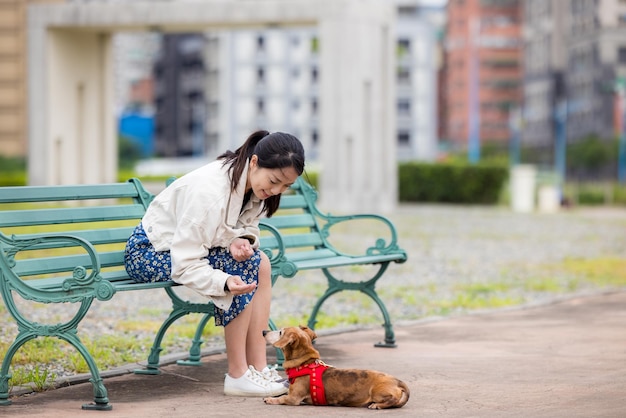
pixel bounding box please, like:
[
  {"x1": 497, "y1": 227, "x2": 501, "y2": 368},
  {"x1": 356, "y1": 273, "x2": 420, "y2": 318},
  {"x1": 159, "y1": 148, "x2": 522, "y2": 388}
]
[{"x1": 27, "y1": 0, "x2": 397, "y2": 213}]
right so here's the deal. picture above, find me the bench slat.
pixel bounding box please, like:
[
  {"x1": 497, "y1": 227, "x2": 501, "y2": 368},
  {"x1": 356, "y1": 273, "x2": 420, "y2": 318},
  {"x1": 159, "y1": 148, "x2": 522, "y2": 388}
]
[
  {"x1": 294, "y1": 254, "x2": 405, "y2": 270},
  {"x1": 0, "y1": 205, "x2": 146, "y2": 227},
  {"x1": 13, "y1": 251, "x2": 125, "y2": 277},
  {"x1": 260, "y1": 232, "x2": 323, "y2": 249},
  {"x1": 261, "y1": 213, "x2": 316, "y2": 229},
  {"x1": 275, "y1": 194, "x2": 308, "y2": 209},
  {"x1": 281, "y1": 233, "x2": 324, "y2": 248},
  {"x1": 7, "y1": 227, "x2": 136, "y2": 249},
  {"x1": 23, "y1": 272, "x2": 175, "y2": 292},
  {"x1": 286, "y1": 249, "x2": 337, "y2": 262},
  {"x1": 0, "y1": 182, "x2": 140, "y2": 203}
]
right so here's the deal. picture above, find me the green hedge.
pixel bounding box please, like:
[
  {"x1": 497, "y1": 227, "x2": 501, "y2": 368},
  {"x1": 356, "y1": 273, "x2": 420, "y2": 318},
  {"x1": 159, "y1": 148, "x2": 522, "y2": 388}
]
[{"x1": 398, "y1": 162, "x2": 509, "y2": 204}]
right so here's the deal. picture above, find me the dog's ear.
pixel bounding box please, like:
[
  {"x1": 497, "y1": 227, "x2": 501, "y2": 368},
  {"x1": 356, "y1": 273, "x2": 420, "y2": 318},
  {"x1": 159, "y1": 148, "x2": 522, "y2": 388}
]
[
  {"x1": 300, "y1": 325, "x2": 317, "y2": 342},
  {"x1": 274, "y1": 330, "x2": 297, "y2": 349}
]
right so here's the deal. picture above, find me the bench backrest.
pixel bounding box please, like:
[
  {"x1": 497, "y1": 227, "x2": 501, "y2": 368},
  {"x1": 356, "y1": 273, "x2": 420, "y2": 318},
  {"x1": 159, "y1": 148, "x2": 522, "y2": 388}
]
[
  {"x1": 0, "y1": 179, "x2": 153, "y2": 285},
  {"x1": 260, "y1": 177, "x2": 330, "y2": 261}
]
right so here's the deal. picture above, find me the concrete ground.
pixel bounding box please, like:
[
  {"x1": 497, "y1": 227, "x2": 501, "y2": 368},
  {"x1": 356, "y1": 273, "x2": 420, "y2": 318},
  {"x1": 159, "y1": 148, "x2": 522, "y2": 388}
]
[{"x1": 2, "y1": 291, "x2": 625, "y2": 418}]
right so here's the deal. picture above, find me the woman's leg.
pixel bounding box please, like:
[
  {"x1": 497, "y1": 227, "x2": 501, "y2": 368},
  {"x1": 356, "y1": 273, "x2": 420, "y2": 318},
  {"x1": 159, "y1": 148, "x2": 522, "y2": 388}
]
[
  {"x1": 245, "y1": 251, "x2": 272, "y2": 370},
  {"x1": 223, "y1": 251, "x2": 271, "y2": 378}
]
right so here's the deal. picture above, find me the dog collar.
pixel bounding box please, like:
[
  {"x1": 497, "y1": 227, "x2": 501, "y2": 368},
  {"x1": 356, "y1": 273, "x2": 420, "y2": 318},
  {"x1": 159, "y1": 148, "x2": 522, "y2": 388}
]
[{"x1": 285, "y1": 360, "x2": 331, "y2": 405}]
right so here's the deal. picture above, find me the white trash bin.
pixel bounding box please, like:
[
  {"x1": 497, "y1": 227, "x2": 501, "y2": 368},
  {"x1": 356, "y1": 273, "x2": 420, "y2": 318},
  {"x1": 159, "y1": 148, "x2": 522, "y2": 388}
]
[
  {"x1": 538, "y1": 185, "x2": 560, "y2": 213},
  {"x1": 510, "y1": 165, "x2": 536, "y2": 213}
]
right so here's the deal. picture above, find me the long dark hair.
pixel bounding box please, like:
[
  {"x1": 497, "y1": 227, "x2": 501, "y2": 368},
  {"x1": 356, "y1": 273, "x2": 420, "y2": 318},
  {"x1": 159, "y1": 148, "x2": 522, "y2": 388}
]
[{"x1": 218, "y1": 130, "x2": 305, "y2": 216}]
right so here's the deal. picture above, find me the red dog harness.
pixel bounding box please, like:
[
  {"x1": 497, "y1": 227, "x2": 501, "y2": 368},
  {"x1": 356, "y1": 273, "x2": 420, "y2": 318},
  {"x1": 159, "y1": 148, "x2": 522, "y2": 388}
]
[{"x1": 285, "y1": 360, "x2": 331, "y2": 405}]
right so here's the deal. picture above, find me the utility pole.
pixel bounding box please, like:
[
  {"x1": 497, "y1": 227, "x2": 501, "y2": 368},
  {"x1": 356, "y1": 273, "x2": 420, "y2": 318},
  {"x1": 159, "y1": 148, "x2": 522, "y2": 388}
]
[
  {"x1": 509, "y1": 105, "x2": 521, "y2": 166},
  {"x1": 617, "y1": 77, "x2": 626, "y2": 184},
  {"x1": 468, "y1": 17, "x2": 481, "y2": 164},
  {"x1": 554, "y1": 99, "x2": 568, "y2": 200}
]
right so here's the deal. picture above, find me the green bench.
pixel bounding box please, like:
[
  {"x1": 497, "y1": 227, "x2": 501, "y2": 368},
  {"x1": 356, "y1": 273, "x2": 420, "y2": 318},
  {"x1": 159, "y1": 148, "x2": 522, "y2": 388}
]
[
  {"x1": 0, "y1": 177, "x2": 407, "y2": 410},
  {"x1": 259, "y1": 178, "x2": 407, "y2": 347}
]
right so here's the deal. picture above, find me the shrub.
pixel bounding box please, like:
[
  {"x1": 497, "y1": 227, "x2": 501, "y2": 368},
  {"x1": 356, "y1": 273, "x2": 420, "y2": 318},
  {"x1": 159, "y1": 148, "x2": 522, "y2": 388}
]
[
  {"x1": 398, "y1": 162, "x2": 508, "y2": 204},
  {"x1": 0, "y1": 156, "x2": 27, "y2": 186}
]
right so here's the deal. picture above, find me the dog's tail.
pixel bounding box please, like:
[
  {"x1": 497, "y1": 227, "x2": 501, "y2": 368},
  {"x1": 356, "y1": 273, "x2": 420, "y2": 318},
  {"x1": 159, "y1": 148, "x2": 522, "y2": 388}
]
[{"x1": 395, "y1": 380, "x2": 410, "y2": 408}]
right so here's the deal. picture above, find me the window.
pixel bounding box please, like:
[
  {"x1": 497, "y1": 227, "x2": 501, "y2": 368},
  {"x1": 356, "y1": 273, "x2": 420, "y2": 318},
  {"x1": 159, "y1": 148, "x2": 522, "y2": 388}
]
[
  {"x1": 398, "y1": 39, "x2": 411, "y2": 57},
  {"x1": 311, "y1": 67, "x2": 319, "y2": 84},
  {"x1": 619, "y1": 47, "x2": 626, "y2": 64},
  {"x1": 398, "y1": 99, "x2": 411, "y2": 115},
  {"x1": 397, "y1": 131, "x2": 410, "y2": 145},
  {"x1": 257, "y1": 67, "x2": 265, "y2": 84},
  {"x1": 397, "y1": 68, "x2": 411, "y2": 85}
]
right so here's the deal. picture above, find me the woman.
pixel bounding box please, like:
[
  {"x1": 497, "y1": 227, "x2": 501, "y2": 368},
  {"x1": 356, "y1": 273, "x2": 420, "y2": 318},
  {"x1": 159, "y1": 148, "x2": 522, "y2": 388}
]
[{"x1": 124, "y1": 130, "x2": 305, "y2": 397}]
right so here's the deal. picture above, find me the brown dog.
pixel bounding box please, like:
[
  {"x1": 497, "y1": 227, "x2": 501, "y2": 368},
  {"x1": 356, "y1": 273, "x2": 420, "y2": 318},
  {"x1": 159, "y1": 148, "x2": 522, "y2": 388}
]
[{"x1": 262, "y1": 326, "x2": 410, "y2": 409}]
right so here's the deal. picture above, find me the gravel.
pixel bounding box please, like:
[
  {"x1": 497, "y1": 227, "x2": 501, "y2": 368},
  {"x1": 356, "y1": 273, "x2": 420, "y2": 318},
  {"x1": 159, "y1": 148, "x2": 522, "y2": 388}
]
[{"x1": 2, "y1": 203, "x2": 626, "y2": 380}]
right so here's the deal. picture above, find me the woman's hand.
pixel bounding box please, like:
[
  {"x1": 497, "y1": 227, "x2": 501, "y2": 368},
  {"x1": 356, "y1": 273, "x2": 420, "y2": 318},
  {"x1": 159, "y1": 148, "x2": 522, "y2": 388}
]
[
  {"x1": 230, "y1": 237, "x2": 254, "y2": 262},
  {"x1": 225, "y1": 275, "x2": 256, "y2": 295}
]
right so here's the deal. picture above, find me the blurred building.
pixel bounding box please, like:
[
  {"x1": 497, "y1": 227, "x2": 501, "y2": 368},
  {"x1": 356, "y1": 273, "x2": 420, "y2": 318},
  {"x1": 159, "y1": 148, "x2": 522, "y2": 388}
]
[
  {"x1": 520, "y1": 0, "x2": 568, "y2": 155},
  {"x1": 112, "y1": 32, "x2": 160, "y2": 116},
  {"x1": 204, "y1": 1, "x2": 440, "y2": 163},
  {"x1": 8, "y1": 0, "x2": 441, "y2": 166},
  {"x1": 395, "y1": 0, "x2": 441, "y2": 161},
  {"x1": 0, "y1": 0, "x2": 64, "y2": 157},
  {"x1": 521, "y1": 0, "x2": 626, "y2": 158},
  {"x1": 153, "y1": 33, "x2": 207, "y2": 157},
  {"x1": 442, "y1": 0, "x2": 523, "y2": 152}
]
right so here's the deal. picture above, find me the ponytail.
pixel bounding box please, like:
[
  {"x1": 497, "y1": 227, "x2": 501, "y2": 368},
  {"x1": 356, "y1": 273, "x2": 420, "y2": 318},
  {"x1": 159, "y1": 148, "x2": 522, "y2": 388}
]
[
  {"x1": 219, "y1": 129, "x2": 305, "y2": 217},
  {"x1": 218, "y1": 130, "x2": 270, "y2": 192}
]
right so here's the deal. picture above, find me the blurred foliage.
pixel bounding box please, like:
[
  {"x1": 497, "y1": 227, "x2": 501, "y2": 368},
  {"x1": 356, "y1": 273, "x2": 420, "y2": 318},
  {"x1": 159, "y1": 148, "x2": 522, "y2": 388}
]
[
  {"x1": 563, "y1": 182, "x2": 626, "y2": 206},
  {"x1": 301, "y1": 170, "x2": 318, "y2": 189},
  {"x1": 398, "y1": 161, "x2": 509, "y2": 204},
  {"x1": 567, "y1": 136, "x2": 618, "y2": 175},
  {"x1": 118, "y1": 135, "x2": 142, "y2": 171},
  {"x1": 0, "y1": 156, "x2": 26, "y2": 186},
  {"x1": 520, "y1": 135, "x2": 619, "y2": 180}
]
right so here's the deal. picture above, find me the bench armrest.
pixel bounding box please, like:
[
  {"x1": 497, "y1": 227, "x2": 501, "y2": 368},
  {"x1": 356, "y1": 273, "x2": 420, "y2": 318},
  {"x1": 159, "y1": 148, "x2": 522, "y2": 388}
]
[
  {"x1": 314, "y1": 212, "x2": 407, "y2": 260},
  {"x1": 259, "y1": 221, "x2": 297, "y2": 281},
  {"x1": 0, "y1": 232, "x2": 115, "y2": 303}
]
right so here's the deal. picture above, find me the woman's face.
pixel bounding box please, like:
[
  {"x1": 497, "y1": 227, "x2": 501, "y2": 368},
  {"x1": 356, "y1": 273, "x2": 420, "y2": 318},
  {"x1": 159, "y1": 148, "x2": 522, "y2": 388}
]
[{"x1": 247, "y1": 155, "x2": 299, "y2": 200}]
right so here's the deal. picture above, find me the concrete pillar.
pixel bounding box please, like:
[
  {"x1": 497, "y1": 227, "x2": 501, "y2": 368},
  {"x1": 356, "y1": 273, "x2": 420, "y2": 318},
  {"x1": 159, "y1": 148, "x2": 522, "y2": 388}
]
[
  {"x1": 26, "y1": 0, "x2": 397, "y2": 213},
  {"x1": 29, "y1": 27, "x2": 115, "y2": 185},
  {"x1": 318, "y1": 1, "x2": 396, "y2": 214}
]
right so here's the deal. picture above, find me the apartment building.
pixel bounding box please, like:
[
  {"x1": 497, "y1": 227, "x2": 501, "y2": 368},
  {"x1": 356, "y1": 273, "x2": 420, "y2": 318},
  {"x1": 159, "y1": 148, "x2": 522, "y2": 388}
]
[
  {"x1": 522, "y1": 0, "x2": 626, "y2": 149},
  {"x1": 521, "y1": 0, "x2": 568, "y2": 153},
  {"x1": 204, "y1": 1, "x2": 440, "y2": 163},
  {"x1": 443, "y1": 0, "x2": 522, "y2": 152},
  {"x1": 566, "y1": 0, "x2": 626, "y2": 141},
  {"x1": 152, "y1": 33, "x2": 207, "y2": 157},
  {"x1": 0, "y1": 0, "x2": 63, "y2": 157}
]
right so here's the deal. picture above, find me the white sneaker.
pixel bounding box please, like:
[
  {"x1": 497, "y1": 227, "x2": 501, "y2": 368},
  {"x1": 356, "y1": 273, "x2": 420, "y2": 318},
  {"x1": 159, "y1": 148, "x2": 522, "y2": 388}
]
[
  {"x1": 224, "y1": 366, "x2": 288, "y2": 397},
  {"x1": 262, "y1": 365, "x2": 290, "y2": 389}
]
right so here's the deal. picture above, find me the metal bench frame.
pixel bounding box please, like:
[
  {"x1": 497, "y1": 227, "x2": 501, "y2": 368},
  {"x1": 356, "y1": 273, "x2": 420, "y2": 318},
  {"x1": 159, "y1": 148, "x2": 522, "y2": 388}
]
[{"x1": 0, "y1": 177, "x2": 406, "y2": 410}]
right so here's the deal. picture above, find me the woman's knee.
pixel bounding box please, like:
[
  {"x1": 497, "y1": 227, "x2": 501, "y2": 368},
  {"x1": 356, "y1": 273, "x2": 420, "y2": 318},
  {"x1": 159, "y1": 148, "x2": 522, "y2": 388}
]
[{"x1": 258, "y1": 251, "x2": 271, "y2": 286}]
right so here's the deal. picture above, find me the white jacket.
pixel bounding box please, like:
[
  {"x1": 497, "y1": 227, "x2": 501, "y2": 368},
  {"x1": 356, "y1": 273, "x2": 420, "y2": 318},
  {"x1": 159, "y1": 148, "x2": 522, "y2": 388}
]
[{"x1": 141, "y1": 159, "x2": 264, "y2": 310}]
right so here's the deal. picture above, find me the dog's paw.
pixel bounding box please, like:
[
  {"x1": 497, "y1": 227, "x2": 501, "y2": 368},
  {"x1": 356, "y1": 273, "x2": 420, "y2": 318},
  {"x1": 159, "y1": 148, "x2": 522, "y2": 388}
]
[{"x1": 263, "y1": 397, "x2": 278, "y2": 405}]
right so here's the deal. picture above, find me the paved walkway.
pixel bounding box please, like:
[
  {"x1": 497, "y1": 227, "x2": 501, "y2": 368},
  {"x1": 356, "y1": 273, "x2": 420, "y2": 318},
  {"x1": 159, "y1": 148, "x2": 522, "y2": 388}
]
[{"x1": 3, "y1": 291, "x2": 625, "y2": 417}]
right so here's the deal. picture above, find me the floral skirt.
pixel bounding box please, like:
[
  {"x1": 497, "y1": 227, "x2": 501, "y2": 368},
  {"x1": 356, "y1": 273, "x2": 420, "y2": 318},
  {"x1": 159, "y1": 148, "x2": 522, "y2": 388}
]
[{"x1": 124, "y1": 222, "x2": 259, "y2": 327}]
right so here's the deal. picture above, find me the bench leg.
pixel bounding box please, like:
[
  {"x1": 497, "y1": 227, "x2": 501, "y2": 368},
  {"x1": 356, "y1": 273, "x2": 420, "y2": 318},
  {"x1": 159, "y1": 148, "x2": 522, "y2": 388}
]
[
  {"x1": 360, "y1": 286, "x2": 397, "y2": 348},
  {"x1": 0, "y1": 332, "x2": 36, "y2": 406},
  {"x1": 307, "y1": 265, "x2": 397, "y2": 348},
  {"x1": 177, "y1": 313, "x2": 213, "y2": 367},
  {"x1": 134, "y1": 308, "x2": 189, "y2": 375},
  {"x1": 136, "y1": 287, "x2": 215, "y2": 373},
  {"x1": 0, "y1": 291, "x2": 112, "y2": 409},
  {"x1": 61, "y1": 333, "x2": 112, "y2": 411}
]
